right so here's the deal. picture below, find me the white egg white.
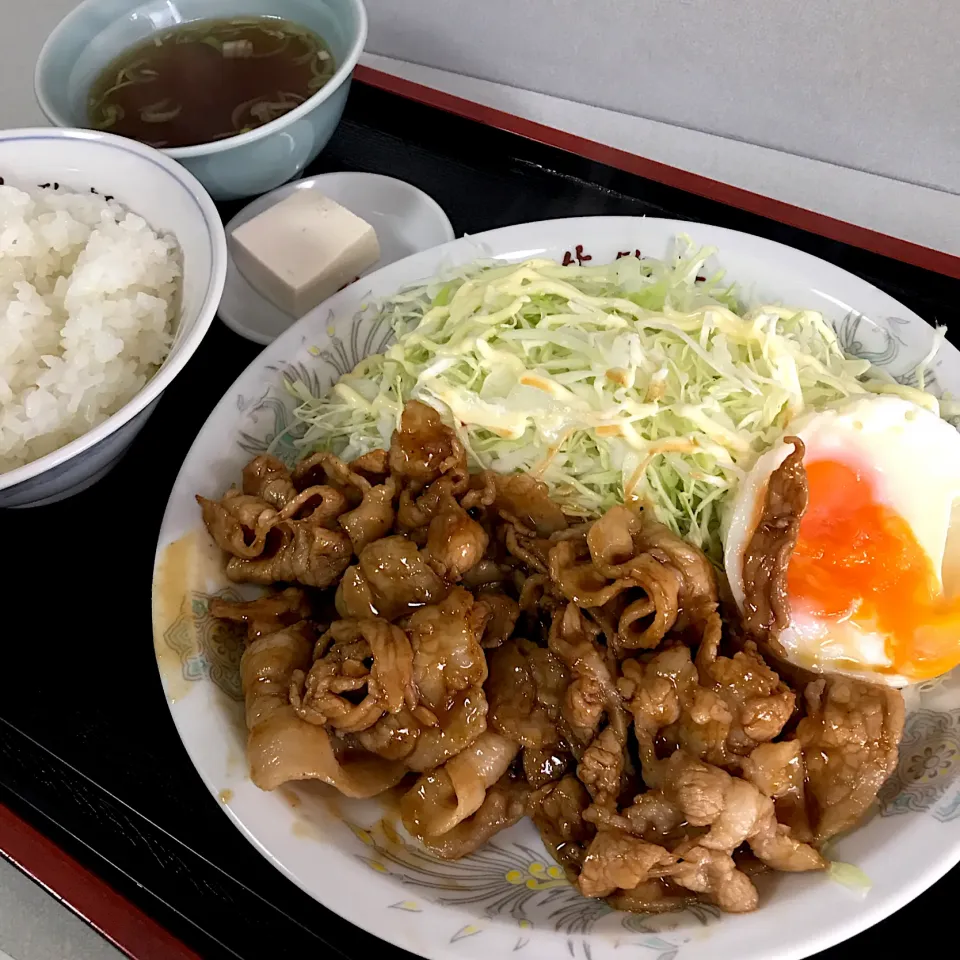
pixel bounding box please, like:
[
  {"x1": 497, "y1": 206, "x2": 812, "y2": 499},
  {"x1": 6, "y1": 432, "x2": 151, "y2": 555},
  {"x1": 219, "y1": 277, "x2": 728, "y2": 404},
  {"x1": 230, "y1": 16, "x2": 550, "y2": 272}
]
[{"x1": 723, "y1": 395, "x2": 960, "y2": 687}]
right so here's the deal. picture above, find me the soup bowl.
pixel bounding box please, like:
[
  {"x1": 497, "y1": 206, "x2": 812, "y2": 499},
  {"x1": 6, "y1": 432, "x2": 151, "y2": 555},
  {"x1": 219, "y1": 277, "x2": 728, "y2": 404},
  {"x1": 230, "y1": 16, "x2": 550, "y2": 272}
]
[{"x1": 35, "y1": 0, "x2": 368, "y2": 201}]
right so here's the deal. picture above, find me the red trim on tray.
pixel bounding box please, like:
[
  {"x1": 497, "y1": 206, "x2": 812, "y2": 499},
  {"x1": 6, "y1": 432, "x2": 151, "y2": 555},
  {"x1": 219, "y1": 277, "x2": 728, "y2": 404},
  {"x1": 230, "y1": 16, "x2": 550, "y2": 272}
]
[
  {"x1": 354, "y1": 64, "x2": 960, "y2": 282},
  {"x1": 0, "y1": 803, "x2": 201, "y2": 960}
]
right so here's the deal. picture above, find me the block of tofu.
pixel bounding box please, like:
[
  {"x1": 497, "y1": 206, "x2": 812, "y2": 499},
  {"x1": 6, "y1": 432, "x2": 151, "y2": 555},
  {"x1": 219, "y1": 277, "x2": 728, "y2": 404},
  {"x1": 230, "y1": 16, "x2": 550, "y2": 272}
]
[{"x1": 230, "y1": 190, "x2": 380, "y2": 317}]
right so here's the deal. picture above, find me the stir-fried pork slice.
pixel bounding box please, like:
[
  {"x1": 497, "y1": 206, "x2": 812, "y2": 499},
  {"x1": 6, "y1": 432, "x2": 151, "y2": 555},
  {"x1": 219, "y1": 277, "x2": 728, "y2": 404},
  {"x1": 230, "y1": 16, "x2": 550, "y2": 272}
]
[
  {"x1": 660, "y1": 751, "x2": 824, "y2": 871},
  {"x1": 585, "y1": 507, "x2": 718, "y2": 624},
  {"x1": 291, "y1": 451, "x2": 362, "y2": 505},
  {"x1": 459, "y1": 470, "x2": 498, "y2": 512},
  {"x1": 277, "y1": 486, "x2": 353, "y2": 526},
  {"x1": 548, "y1": 539, "x2": 635, "y2": 607},
  {"x1": 243, "y1": 622, "x2": 314, "y2": 735},
  {"x1": 665, "y1": 844, "x2": 759, "y2": 913},
  {"x1": 355, "y1": 685, "x2": 490, "y2": 768},
  {"x1": 585, "y1": 791, "x2": 684, "y2": 844},
  {"x1": 586, "y1": 504, "x2": 644, "y2": 577},
  {"x1": 797, "y1": 676, "x2": 905, "y2": 841},
  {"x1": 349, "y1": 448, "x2": 390, "y2": 483},
  {"x1": 523, "y1": 744, "x2": 572, "y2": 789},
  {"x1": 209, "y1": 587, "x2": 312, "y2": 641},
  {"x1": 634, "y1": 515, "x2": 718, "y2": 623},
  {"x1": 529, "y1": 775, "x2": 595, "y2": 881},
  {"x1": 461, "y1": 559, "x2": 512, "y2": 591},
  {"x1": 241, "y1": 623, "x2": 406, "y2": 794},
  {"x1": 408, "y1": 587, "x2": 489, "y2": 711},
  {"x1": 613, "y1": 560, "x2": 684, "y2": 650},
  {"x1": 389, "y1": 400, "x2": 467, "y2": 488},
  {"x1": 745, "y1": 805, "x2": 825, "y2": 872},
  {"x1": 419, "y1": 776, "x2": 529, "y2": 860},
  {"x1": 242, "y1": 454, "x2": 298, "y2": 509},
  {"x1": 599, "y1": 748, "x2": 820, "y2": 877},
  {"x1": 425, "y1": 495, "x2": 489, "y2": 580},
  {"x1": 605, "y1": 880, "x2": 696, "y2": 914},
  {"x1": 291, "y1": 644, "x2": 381, "y2": 733},
  {"x1": 486, "y1": 639, "x2": 567, "y2": 747},
  {"x1": 582, "y1": 507, "x2": 685, "y2": 649},
  {"x1": 693, "y1": 613, "x2": 796, "y2": 757},
  {"x1": 549, "y1": 603, "x2": 626, "y2": 745},
  {"x1": 660, "y1": 751, "x2": 728, "y2": 830},
  {"x1": 329, "y1": 620, "x2": 417, "y2": 717},
  {"x1": 401, "y1": 731, "x2": 519, "y2": 838},
  {"x1": 742, "y1": 741, "x2": 813, "y2": 841},
  {"x1": 198, "y1": 490, "x2": 278, "y2": 558},
  {"x1": 553, "y1": 508, "x2": 716, "y2": 651},
  {"x1": 526, "y1": 640, "x2": 569, "y2": 715},
  {"x1": 200, "y1": 468, "x2": 373, "y2": 566},
  {"x1": 404, "y1": 687, "x2": 489, "y2": 771},
  {"x1": 395, "y1": 467, "x2": 469, "y2": 534},
  {"x1": 492, "y1": 472, "x2": 569, "y2": 537},
  {"x1": 338, "y1": 476, "x2": 397, "y2": 554},
  {"x1": 578, "y1": 726, "x2": 627, "y2": 808},
  {"x1": 291, "y1": 618, "x2": 416, "y2": 733},
  {"x1": 226, "y1": 521, "x2": 353, "y2": 589},
  {"x1": 514, "y1": 639, "x2": 575, "y2": 787},
  {"x1": 354, "y1": 708, "x2": 421, "y2": 760},
  {"x1": 620, "y1": 617, "x2": 795, "y2": 772},
  {"x1": 620, "y1": 645, "x2": 695, "y2": 742},
  {"x1": 741, "y1": 438, "x2": 807, "y2": 643},
  {"x1": 504, "y1": 525, "x2": 555, "y2": 574},
  {"x1": 335, "y1": 535, "x2": 449, "y2": 620},
  {"x1": 291, "y1": 451, "x2": 400, "y2": 552},
  {"x1": 517, "y1": 572, "x2": 563, "y2": 621},
  {"x1": 620, "y1": 643, "x2": 728, "y2": 773},
  {"x1": 476, "y1": 591, "x2": 520, "y2": 648},
  {"x1": 578, "y1": 831, "x2": 677, "y2": 898}
]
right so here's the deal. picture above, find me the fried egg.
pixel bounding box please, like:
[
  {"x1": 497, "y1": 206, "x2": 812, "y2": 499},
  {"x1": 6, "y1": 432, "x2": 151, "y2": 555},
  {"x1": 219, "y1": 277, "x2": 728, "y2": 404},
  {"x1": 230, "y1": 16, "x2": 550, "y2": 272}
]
[{"x1": 724, "y1": 395, "x2": 960, "y2": 686}]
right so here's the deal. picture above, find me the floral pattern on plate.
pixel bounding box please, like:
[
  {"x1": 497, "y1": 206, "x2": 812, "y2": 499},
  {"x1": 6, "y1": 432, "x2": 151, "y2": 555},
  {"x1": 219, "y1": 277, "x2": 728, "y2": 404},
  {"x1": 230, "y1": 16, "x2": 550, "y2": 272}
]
[
  {"x1": 344, "y1": 818, "x2": 720, "y2": 960},
  {"x1": 879, "y1": 709, "x2": 960, "y2": 821},
  {"x1": 235, "y1": 302, "x2": 395, "y2": 461},
  {"x1": 160, "y1": 587, "x2": 246, "y2": 702}
]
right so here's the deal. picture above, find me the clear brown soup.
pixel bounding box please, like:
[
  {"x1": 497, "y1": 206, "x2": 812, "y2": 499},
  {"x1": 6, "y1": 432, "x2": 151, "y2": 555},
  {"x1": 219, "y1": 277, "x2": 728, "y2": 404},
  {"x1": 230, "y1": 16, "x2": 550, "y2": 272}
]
[{"x1": 87, "y1": 16, "x2": 336, "y2": 149}]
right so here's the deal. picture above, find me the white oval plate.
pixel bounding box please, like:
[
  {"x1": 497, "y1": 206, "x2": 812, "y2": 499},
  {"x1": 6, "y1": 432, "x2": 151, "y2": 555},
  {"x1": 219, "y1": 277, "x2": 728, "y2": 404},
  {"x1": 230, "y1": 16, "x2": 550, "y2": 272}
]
[
  {"x1": 218, "y1": 171, "x2": 455, "y2": 344},
  {"x1": 153, "y1": 217, "x2": 960, "y2": 960}
]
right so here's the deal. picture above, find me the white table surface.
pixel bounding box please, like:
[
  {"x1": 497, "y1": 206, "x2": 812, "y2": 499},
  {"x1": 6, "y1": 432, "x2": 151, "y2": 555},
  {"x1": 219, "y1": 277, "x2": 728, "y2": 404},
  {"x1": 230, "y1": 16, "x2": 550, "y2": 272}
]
[{"x1": 0, "y1": 0, "x2": 76, "y2": 129}]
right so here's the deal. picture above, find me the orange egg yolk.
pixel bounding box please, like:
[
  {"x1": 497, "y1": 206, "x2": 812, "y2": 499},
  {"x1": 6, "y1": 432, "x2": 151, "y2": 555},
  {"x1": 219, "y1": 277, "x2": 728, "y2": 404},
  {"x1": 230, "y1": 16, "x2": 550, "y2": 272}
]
[{"x1": 787, "y1": 458, "x2": 960, "y2": 681}]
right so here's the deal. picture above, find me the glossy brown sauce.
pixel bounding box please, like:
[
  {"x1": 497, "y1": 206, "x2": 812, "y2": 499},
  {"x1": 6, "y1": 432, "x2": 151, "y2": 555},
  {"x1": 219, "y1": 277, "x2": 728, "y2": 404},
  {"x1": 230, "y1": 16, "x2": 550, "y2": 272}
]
[
  {"x1": 153, "y1": 531, "x2": 199, "y2": 704},
  {"x1": 291, "y1": 817, "x2": 327, "y2": 842},
  {"x1": 153, "y1": 528, "x2": 237, "y2": 704},
  {"x1": 87, "y1": 16, "x2": 335, "y2": 148}
]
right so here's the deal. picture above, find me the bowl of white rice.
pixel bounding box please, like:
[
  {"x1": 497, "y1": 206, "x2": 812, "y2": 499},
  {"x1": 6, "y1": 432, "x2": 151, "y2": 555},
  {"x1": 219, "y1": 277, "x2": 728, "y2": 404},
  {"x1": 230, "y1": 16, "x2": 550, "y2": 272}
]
[{"x1": 0, "y1": 127, "x2": 227, "y2": 507}]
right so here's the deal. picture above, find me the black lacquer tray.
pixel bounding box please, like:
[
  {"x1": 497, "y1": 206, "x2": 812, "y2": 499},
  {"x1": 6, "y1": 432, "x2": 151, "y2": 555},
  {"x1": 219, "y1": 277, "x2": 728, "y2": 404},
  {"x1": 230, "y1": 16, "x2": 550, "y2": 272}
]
[{"x1": 2, "y1": 79, "x2": 957, "y2": 959}]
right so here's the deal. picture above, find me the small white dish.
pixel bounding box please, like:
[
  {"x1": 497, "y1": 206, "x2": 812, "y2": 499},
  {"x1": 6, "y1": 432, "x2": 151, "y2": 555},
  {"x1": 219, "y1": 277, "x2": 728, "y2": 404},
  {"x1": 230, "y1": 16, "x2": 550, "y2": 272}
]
[{"x1": 219, "y1": 172, "x2": 455, "y2": 344}]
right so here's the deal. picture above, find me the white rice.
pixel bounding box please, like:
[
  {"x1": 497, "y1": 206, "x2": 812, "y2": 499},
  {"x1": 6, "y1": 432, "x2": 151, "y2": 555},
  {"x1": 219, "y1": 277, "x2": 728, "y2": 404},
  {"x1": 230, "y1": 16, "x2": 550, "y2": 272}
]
[{"x1": 0, "y1": 181, "x2": 181, "y2": 473}]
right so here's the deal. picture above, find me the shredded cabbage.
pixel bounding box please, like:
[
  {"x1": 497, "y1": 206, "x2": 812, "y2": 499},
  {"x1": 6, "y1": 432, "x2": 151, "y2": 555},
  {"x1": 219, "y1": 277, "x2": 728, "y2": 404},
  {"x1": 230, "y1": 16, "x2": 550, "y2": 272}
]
[
  {"x1": 827, "y1": 859, "x2": 873, "y2": 898},
  {"x1": 284, "y1": 238, "x2": 939, "y2": 560}
]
